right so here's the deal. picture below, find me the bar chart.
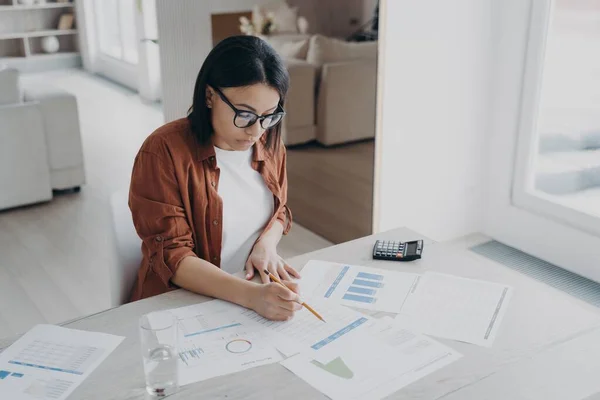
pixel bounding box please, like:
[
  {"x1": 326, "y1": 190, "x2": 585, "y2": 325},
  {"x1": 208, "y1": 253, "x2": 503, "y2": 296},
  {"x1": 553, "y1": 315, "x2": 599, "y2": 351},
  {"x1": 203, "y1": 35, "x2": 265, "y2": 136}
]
[
  {"x1": 302, "y1": 261, "x2": 420, "y2": 313},
  {"x1": 342, "y1": 272, "x2": 385, "y2": 304}
]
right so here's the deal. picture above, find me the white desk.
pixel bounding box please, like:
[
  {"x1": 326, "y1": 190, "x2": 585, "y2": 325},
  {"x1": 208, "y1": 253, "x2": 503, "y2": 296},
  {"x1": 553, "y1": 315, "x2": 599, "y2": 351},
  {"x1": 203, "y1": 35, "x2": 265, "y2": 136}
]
[{"x1": 2, "y1": 227, "x2": 600, "y2": 399}]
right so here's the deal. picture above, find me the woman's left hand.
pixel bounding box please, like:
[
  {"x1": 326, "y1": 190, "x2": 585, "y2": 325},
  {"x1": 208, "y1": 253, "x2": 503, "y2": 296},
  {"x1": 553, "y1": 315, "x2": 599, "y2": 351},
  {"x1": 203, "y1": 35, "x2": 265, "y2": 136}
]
[{"x1": 245, "y1": 241, "x2": 301, "y2": 288}]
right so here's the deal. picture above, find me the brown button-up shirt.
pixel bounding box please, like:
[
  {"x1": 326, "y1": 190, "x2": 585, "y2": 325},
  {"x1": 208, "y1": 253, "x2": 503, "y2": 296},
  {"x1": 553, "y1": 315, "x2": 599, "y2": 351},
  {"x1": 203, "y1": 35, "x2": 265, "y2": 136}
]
[{"x1": 128, "y1": 118, "x2": 292, "y2": 301}]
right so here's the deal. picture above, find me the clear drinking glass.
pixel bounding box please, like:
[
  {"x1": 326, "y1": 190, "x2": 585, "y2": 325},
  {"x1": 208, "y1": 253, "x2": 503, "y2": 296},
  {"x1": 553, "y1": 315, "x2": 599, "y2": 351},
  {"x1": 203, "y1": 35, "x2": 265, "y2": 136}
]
[{"x1": 139, "y1": 311, "x2": 179, "y2": 397}]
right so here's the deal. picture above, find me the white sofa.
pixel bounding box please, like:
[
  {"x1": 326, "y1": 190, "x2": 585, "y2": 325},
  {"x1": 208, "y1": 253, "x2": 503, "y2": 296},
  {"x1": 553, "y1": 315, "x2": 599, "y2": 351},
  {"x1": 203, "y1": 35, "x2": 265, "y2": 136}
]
[
  {"x1": 281, "y1": 58, "x2": 317, "y2": 146},
  {"x1": 269, "y1": 34, "x2": 378, "y2": 146},
  {"x1": 0, "y1": 66, "x2": 85, "y2": 210}
]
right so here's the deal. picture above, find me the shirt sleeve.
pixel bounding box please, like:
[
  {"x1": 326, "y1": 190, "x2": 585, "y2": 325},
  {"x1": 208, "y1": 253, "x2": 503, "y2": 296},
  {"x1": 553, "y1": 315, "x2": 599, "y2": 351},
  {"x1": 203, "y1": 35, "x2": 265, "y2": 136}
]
[
  {"x1": 129, "y1": 150, "x2": 197, "y2": 287},
  {"x1": 276, "y1": 144, "x2": 293, "y2": 235}
]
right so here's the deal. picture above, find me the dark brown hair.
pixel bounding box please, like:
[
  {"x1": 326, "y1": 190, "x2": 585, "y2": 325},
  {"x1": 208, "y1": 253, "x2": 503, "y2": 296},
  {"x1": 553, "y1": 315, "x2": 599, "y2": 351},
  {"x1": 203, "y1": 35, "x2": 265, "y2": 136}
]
[{"x1": 187, "y1": 35, "x2": 290, "y2": 151}]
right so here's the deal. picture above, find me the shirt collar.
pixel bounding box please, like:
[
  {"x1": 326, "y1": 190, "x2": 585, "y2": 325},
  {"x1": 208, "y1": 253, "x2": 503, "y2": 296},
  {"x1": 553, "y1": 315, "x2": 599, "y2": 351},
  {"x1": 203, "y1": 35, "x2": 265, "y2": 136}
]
[{"x1": 196, "y1": 135, "x2": 268, "y2": 162}]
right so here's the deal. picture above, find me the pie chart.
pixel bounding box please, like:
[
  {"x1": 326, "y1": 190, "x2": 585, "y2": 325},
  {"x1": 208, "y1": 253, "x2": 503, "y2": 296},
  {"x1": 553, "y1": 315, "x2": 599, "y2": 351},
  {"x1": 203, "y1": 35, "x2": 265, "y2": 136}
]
[{"x1": 225, "y1": 339, "x2": 252, "y2": 354}]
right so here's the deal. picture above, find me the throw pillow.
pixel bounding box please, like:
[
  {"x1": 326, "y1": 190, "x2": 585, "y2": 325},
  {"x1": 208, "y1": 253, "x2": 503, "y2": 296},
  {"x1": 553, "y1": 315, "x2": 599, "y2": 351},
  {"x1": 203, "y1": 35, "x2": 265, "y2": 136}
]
[
  {"x1": 306, "y1": 34, "x2": 378, "y2": 66},
  {"x1": 271, "y1": 39, "x2": 309, "y2": 60}
]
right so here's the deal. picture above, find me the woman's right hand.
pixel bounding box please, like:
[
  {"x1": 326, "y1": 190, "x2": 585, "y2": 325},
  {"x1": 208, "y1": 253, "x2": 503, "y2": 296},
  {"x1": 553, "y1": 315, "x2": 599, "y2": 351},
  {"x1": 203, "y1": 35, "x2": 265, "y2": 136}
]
[{"x1": 249, "y1": 281, "x2": 302, "y2": 321}]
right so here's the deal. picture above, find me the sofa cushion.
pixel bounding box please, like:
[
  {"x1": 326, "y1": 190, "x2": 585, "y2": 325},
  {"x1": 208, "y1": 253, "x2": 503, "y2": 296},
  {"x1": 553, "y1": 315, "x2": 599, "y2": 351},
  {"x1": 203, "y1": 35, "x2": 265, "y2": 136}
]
[
  {"x1": 306, "y1": 34, "x2": 378, "y2": 66},
  {"x1": 271, "y1": 38, "x2": 309, "y2": 60}
]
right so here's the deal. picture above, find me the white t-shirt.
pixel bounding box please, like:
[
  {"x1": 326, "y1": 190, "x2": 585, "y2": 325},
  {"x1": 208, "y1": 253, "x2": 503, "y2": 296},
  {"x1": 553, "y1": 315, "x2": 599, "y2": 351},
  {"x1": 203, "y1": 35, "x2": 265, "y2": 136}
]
[{"x1": 214, "y1": 146, "x2": 274, "y2": 274}]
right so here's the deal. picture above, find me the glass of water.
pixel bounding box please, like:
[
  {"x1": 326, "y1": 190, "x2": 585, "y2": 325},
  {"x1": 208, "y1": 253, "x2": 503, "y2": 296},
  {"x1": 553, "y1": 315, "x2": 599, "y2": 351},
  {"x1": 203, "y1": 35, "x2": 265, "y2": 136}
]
[{"x1": 139, "y1": 311, "x2": 179, "y2": 397}]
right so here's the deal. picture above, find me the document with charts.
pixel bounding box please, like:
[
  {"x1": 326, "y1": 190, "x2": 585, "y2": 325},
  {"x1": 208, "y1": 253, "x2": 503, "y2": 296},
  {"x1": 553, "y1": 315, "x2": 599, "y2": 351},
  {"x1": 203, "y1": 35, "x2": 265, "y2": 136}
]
[
  {"x1": 299, "y1": 260, "x2": 420, "y2": 313},
  {"x1": 0, "y1": 324, "x2": 123, "y2": 400},
  {"x1": 163, "y1": 300, "x2": 284, "y2": 385},
  {"x1": 282, "y1": 317, "x2": 462, "y2": 400}
]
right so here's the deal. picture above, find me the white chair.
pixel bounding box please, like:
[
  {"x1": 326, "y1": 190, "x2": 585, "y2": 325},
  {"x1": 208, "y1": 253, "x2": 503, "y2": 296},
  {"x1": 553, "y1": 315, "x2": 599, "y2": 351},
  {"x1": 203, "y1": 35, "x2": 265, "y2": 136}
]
[
  {"x1": 109, "y1": 190, "x2": 142, "y2": 306},
  {"x1": 0, "y1": 66, "x2": 86, "y2": 210}
]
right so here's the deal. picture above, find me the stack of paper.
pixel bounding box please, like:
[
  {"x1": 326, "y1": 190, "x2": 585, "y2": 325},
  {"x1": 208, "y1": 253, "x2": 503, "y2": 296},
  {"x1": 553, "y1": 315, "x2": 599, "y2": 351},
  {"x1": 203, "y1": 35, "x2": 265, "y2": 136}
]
[
  {"x1": 157, "y1": 262, "x2": 512, "y2": 398},
  {"x1": 0, "y1": 262, "x2": 514, "y2": 400},
  {"x1": 299, "y1": 261, "x2": 513, "y2": 348}
]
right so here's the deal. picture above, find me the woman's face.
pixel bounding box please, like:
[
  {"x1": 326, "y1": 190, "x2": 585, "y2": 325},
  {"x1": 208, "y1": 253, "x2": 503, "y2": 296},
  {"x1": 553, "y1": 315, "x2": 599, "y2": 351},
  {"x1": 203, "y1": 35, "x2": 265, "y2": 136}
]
[{"x1": 207, "y1": 83, "x2": 281, "y2": 151}]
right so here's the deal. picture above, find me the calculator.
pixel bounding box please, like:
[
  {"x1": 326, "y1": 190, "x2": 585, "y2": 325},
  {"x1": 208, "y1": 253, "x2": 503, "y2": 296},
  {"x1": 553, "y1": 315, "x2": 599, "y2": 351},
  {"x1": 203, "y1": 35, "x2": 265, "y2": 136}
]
[{"x1": 373, "y1": 240, "x2": 424, "y2": 261}]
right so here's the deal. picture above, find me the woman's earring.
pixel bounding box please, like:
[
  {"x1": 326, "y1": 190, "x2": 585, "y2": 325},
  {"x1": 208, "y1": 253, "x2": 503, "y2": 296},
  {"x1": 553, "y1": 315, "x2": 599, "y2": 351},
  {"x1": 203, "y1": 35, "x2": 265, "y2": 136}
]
[{"x1": 206, "y1": 88, "x2": 214, "y2": 109}]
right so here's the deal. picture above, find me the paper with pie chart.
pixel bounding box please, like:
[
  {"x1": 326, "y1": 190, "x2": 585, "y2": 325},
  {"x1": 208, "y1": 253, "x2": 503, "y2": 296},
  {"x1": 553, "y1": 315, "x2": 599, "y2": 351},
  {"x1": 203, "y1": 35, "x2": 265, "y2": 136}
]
[
  {"x1": 164, "y1": 300, "x2": 284, "y2": 386},
  {"x1": 299, "y1": 260, "x2": 421, "y2": 313},
  {"x1": 281, "y1": 318, "x2": 462, "y2": 400}
]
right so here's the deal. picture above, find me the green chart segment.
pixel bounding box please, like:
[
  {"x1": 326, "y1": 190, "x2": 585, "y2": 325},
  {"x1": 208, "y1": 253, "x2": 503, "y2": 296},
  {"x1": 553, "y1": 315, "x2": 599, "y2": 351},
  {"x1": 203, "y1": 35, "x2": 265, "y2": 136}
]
[{"x1": 310, "y1": 357, "x2": 354, "y2": 379}]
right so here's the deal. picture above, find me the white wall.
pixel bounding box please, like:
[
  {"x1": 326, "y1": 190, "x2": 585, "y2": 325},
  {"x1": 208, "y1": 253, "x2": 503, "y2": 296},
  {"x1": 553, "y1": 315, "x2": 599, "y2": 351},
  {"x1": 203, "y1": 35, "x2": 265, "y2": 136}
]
[
  {"x1": 374, "y1": 0, "x2": 492, "y2": 241},
  {"x1": 156, "y1": 0, "x2": 274, "y2": 123}
]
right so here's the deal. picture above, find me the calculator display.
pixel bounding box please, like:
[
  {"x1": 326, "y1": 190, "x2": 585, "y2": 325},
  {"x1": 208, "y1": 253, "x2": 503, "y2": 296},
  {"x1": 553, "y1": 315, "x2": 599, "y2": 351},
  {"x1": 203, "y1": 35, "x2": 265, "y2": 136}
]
[{"x1": 406, "y1": 242, "x2": 418, "y2": 254}]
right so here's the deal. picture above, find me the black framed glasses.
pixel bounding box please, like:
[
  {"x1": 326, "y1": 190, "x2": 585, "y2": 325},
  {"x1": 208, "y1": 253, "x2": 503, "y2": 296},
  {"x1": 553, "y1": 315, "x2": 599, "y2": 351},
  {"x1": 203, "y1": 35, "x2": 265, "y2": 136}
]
[{"x1": 212, "y1": 87, "x2": 286, "y2": 129}]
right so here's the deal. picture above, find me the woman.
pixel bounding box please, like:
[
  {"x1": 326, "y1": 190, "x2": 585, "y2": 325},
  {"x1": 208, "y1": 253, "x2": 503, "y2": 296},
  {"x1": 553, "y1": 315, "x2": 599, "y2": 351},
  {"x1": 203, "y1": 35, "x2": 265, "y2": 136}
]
[{"x1": 129, "y1": 36, "x2": 302, "y2": 321}]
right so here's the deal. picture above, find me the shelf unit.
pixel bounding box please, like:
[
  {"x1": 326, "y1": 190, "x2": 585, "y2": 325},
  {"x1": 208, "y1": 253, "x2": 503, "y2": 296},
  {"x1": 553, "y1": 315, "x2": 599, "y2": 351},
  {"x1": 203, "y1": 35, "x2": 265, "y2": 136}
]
[
  {"x1": 0, "y1": 2, "x2": 73, "y2": 10},
  {"x1": 0, "y1": 0, "x2": 81, "y2": 72}
]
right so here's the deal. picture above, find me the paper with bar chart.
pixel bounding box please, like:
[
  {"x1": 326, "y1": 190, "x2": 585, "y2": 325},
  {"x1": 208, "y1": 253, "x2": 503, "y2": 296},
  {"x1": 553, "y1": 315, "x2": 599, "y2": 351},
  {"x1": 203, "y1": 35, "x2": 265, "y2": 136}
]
[
  {"x1": 282, "y1": 317, "x2": 462, "y2": 400},
  {"x1": 299, "y1": 260, "x2": 420, "y2": 313},
  {"x1": 163, "y1": 300, "x2": 284, "y2": 385},
  {"x1": 0, "y1": 324, "x2": 123, "y2": 400}
]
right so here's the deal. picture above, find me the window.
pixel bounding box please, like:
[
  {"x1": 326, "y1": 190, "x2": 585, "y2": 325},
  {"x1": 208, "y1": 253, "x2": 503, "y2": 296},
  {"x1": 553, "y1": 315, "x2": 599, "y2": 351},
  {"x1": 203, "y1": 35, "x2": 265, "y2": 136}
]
[
  {"x1": 94, "y1": 0, "x2": 139, "y2": 65},
  {"x1": 486, "y1": 0, "x2": 600, "y2": 283}
]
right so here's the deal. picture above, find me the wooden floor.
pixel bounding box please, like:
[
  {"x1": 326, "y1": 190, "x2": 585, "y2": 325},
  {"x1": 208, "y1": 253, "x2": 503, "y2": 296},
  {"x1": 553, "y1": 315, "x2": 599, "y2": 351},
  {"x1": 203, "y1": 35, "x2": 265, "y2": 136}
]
[
  {"x1": 0, "y1": 69, "x2": 331, "y2": 340},
  {"x1": 287, "y1": 140, "x2": 375, "y2": 244}
]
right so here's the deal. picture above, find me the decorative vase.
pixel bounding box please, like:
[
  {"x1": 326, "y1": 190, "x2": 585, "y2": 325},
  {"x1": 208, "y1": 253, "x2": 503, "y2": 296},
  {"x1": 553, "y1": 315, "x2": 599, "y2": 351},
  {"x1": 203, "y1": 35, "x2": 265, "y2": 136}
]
[
  {"x1": 297, "y1": 16, "x2": 309, "y2": 34},
  {"x1": 41, "y1": 36, "x2": 60, "y2": 54}
]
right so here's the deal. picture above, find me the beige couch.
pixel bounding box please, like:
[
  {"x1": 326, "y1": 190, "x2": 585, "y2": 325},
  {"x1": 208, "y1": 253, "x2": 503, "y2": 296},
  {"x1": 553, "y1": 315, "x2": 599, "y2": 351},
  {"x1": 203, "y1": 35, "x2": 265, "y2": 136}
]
[
  {"x1": 269, "y1": 34, "x2": 378, "y2": 146},
  {"x1": 281, "y1": 58, "x2": 317, "y2": 146},
  {"x1": 0, "y1": 66, "x2": 86, "y2": 210}
]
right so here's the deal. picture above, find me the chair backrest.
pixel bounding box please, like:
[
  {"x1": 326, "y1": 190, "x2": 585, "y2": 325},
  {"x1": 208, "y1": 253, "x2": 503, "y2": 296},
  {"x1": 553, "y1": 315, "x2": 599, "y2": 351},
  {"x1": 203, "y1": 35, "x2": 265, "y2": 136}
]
[
  {"x1": 0, "y1": 66, "x2": 20, "y2": 106},
  {"x1": 109, "y1": 190, "x2": 142, "y2": 306}
]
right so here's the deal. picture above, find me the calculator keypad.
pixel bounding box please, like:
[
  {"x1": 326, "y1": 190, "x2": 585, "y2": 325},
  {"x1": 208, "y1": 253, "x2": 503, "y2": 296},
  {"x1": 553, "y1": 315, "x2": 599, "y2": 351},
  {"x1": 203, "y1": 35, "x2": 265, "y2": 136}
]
[
  {"x1": 375, "y1": 240, "x2": 404, "y2": 259},
  {"x1": 373, "y1": 239, "x2": 423, "y2": 262}
]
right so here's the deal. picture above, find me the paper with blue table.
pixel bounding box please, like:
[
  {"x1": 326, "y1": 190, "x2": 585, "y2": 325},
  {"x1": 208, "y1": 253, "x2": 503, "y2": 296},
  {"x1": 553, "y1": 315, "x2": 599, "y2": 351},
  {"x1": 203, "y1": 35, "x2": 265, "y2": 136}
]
[{"x1": 0, "y1": 324, "x2": 123, "y2": 400}]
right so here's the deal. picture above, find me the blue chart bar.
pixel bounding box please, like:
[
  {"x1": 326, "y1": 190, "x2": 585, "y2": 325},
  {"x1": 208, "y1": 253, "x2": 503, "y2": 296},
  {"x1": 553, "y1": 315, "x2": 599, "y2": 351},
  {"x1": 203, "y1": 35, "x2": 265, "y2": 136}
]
[
  {"x1": 347, "y1": 286, "x2": 376, "y2": 295},
  {"x1": 311, "y1": 317, "x2": 368, "y2": 350},
  {"x1": 324, "y1": 266, "x2": 350, "y2": 298},
  {"x1": 179, "y1": 346, "x2": 205, "y2": 365},
  {"x1": 0, "y1": 370, "x2": 9, "y2": 379},
  {"x1": 184, "y1": 322, "x2": 241, "y2": 338},
  {"x1": 352, "y1": 279, "x2": 384, "y2": 288},
  {"x1": 8, "y1": 361, "x2": 82, "y2": 375},
  {"x1": 343, "y1": 294, "x2": 377, "y2": 304},
  {"x1": 357, "y1": 272, "x2": 384, "y2": 281}
]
